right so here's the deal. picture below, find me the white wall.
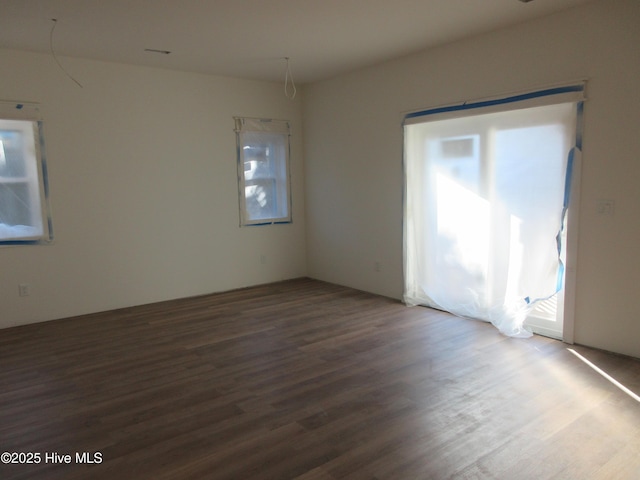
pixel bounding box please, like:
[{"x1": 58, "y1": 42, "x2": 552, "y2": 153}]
[
  {"x1": 0, "y1": 49, "x2": 306, "y2": 328},
  {"x1": 303, "y1": 0, "x2": 640, "y2": 358}
]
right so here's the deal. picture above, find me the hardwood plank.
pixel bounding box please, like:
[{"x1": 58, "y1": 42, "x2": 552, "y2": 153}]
[{"x1": 1, "y1": 278, "x2": 639, "y2": 479}]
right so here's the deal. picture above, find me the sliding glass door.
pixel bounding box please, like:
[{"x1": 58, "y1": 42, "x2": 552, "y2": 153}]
[{"x1": 403, "y1": 87, "x2": 584, "y2": 339}]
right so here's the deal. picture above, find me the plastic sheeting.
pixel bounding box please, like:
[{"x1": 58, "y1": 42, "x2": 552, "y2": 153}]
[
  {"x1": 403, "y1": 87, "x2": 583, "y2": 337},
  {"x1": 0, "y1": 223, "x2": 41, "y2": 240}
]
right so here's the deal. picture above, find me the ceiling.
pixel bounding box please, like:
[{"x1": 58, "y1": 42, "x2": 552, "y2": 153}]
[{"x1": 1, "y1": 0, "x2": 593, "y2": 85}]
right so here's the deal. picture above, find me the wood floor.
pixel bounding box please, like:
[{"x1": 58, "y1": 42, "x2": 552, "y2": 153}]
[{"x1": 1, "y1": 278, "x2": 639, "y2": 480}]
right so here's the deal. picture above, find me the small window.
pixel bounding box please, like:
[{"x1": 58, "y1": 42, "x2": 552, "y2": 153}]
[
  {"x1": 0, "y1": 102, "x2": 53, "y2": 245},
  {"x1": 235, "y1": 117, "x2": 291, "y2": 226}
]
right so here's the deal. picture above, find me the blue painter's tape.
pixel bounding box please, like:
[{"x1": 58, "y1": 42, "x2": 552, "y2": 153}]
[
  {"x1": 2, "y1": 240, "x2": 39, "y2": 246},
  {"x1": 38, "y1": 121, "x2": 54, "y2": 242},
  {"x1": 563, "y1": 148, "x2": 575, "y2": 209},
  {"x1": 404, "y1": 85, "x2": 584, "y2": 122},
  {"x1": 575, "y1": 101, "x2": 584, "y2": 150},
  {"x1": 247, "y1": 220, "x2": 292, "y2": 227},
  {"x1": 556, "y1": 261, "x2": 565, "y2": 292},
  {"x1": 551, "y1": 100, "x2": 584, "y2": 295}
]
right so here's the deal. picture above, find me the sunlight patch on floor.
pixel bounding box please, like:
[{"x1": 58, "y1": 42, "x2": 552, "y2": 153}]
[{"x1": 568, "y1": 348, "x2": 640, "y2": 403}]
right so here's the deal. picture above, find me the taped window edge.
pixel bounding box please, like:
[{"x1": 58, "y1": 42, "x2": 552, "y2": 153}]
[
  {"x1": 403, "y1": 82, "x2": 587, "y2": 126},
  {"x1": 0, "y1": 101, "x2": 43, "y2": 122},
  {"x1": 234, "y1": 117, "x2": 290, "y2": 135}
]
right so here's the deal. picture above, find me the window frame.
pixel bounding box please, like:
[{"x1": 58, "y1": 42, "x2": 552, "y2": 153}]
[
  {"x1": 234, "y1": 117, "x2": 292, "y2": 226},
  {"x1": 0, "y1": 102, "x2": 53, "y2": 246}
]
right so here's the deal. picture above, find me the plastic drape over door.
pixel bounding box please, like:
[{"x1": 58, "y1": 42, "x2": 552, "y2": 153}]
[{"x1": 403, "y1": 87, "x2": 584, "y2": 337}]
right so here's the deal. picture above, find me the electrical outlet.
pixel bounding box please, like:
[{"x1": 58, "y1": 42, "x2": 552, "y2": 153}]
[
  {"x1": 18, "y1": 284, "x2": 30, "y2": 297},
  {"x1": 260, "y1": 254, "x2": 267, "y2": 264},
  {"x1": 374, "y1": 261, "x2": 381, "y2": 272},
  {"x1": 596, "y1": 199, "x2": 615, "y2": 216}
]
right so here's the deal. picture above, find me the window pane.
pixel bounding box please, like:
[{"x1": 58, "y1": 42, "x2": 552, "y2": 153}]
[
  {"x1": 0, "y1": 130, "x2": 28, "y2": 177},
  {"x1": 245, "y1": 180, "x2": 277, "y2": 220},
  {"x1": 0, "y1": 183, "x2": 33, "y2": 225},
  {"x1": 430, "y1": 134, "x2": 481, "y2": 195}
]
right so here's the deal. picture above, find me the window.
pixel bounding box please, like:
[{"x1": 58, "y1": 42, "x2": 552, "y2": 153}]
[
  {"x1": 0, "y1": 102, "x2": 53, "y2": 245},
  {"x1": 235, "y1": 117, "x2": 291, "y2": 225}
]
